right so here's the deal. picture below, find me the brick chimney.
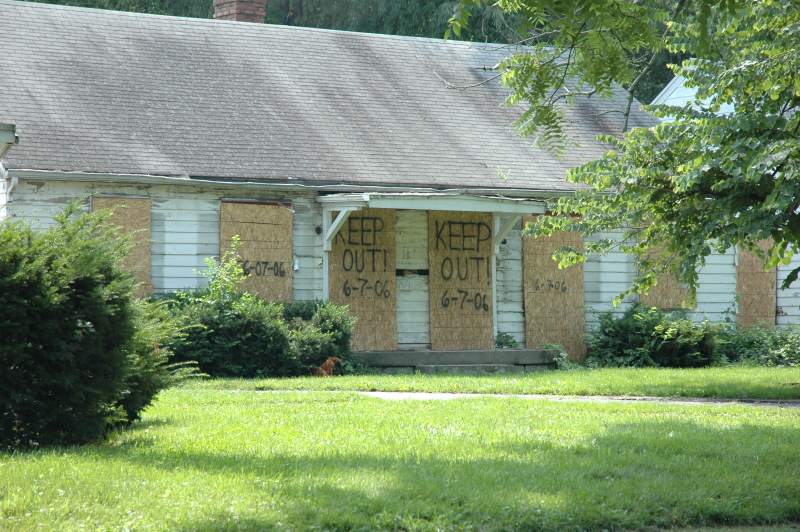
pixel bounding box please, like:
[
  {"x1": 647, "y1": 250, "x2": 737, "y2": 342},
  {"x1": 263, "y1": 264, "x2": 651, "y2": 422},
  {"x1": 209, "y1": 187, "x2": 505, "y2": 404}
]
[{"x1": 213, "y1": 0, "x2": 266, "y2": 23}]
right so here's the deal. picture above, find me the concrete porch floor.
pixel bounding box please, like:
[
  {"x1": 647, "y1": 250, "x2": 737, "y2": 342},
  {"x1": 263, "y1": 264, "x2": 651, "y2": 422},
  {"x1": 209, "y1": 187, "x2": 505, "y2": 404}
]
[{"x1": 352, "y1": 349, "x2": 557, "y2": 374}]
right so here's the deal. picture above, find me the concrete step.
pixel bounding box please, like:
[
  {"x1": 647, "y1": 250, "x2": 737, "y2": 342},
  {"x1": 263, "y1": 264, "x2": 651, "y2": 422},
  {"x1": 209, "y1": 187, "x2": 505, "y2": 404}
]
[
  {"x1": 416, "y1": 364, "x2": 524, "y2": 375},
  {"x1": 355, "y1": 349, "x2": 556, "y2": 367}
]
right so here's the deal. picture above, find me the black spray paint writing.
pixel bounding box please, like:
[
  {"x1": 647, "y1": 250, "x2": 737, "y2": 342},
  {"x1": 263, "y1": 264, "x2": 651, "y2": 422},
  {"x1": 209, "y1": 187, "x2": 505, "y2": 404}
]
[{"x1": 336, "y1": 216, "x2": 390, "y2": 274}]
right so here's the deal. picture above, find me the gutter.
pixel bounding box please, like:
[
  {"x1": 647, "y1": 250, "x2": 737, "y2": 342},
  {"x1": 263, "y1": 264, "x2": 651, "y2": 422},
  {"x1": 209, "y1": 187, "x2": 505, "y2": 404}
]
[{"x1": 6, "y1": 169, "x2": 577, "y2": 200}]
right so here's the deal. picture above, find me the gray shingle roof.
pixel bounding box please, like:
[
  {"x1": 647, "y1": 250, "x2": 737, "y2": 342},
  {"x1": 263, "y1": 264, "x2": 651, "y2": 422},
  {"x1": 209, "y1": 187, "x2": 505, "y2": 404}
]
[{"x1": 0, "y1": 0, "x2": 655, "y2": 192}]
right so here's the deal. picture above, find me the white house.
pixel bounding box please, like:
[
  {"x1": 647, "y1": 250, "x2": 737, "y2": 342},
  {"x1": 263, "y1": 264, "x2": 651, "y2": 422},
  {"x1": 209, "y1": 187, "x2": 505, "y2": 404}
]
[{"x1": 0, "y1": 0, "x2": 786, "y2": 365}]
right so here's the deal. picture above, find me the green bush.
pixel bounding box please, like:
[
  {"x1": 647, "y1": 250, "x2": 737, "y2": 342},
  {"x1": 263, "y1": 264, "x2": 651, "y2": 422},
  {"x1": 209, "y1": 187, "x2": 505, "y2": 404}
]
[
  {"x1": 586, "y1": 305, "x2": 721, "y2": 368},
  {"x1": 289, "y1": 322, "x2": 335, "y2": 369},
  {"x1": 119, "y1": 299, "x2": 204, "y2": 423},
  {"x1": 312, "y1": 302, "x2": 354, "y2": 359},
  {"x1": 165, "y1": 243, "x2": 297, "y2": 377},
  {"x1": 0, "y1": 207, "x2": 135, "y2": 448},
  {"x1": 716, "y1": 325, "x2": 800, "y2": 367},
  {"x1": 168, "y1": 295, "x2": 294, "y2": 378},
  {"x1": 162, "y1": 237, "x2": 355, "y2": 377},
  {"x1": 284, "y1": 300, "x2": 322, "y2": 322}
]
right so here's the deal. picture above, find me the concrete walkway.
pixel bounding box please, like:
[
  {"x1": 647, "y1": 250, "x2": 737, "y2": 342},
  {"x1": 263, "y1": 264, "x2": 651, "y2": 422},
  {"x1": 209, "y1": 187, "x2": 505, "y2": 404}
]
[{"x1": 358, "y1": 391, "x2": 800, "y2": 408}]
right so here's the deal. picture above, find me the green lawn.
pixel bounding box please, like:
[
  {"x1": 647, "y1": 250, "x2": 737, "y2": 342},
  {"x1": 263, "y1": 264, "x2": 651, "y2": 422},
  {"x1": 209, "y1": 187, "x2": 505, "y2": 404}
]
[
  {"x1": 2, "y1": 386, "x2": 799, "y2": 530},
  {"x1": 194, "y1": 366, "x2": 800, "y2": 400}
]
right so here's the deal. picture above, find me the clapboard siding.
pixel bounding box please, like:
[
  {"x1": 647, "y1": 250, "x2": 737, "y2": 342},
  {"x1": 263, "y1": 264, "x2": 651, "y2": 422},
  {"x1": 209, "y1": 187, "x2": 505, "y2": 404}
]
[
  {"x1": 6, "y1": 179, "x2": 325, "y2": 298},
  {"x1": 688, "y1": 249, "x2": 737, "y2": 322},
  {"x1": 496, "y1": 219, "x2": 525, "y2": 344},
  {"x1": 151, "y1": 197, "x2": 218, "y2": 292},
  {"x1": 395, "y1": 210, "x2": 430, "y2": 349},
  {"x1": 778, "y1": 255, "x2": 800, "y2": 325},
  {"x1": 292, "y1": 197, "x2": 323, "y2": 302},
  {"x1": 584, "y1": 232, "x2": 636, "y2": 328}
]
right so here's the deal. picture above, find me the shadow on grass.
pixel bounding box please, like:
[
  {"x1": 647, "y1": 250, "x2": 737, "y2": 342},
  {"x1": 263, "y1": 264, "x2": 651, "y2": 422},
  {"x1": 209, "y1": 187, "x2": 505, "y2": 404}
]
[{"x1": 104, "y1": 418, "x2": 800, "y2": 531}]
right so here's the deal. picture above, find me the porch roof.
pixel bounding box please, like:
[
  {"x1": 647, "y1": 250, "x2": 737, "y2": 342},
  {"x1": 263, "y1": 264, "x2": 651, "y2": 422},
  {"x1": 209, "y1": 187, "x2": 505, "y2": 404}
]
[{"x1": 317, "y1": 192, "x2": 546, "y2": 215}]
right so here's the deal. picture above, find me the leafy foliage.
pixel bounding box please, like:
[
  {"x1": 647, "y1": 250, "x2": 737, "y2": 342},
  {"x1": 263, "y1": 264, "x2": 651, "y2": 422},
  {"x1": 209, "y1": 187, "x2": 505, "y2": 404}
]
[
  {"x1": 495, "y1": 332, "x2": 519, "y2": 349},
  {"x1": 119, "y1": 299, "x2": 204, "y2": 423},
  {"x1": 311, "y1": 302, "x2": 354, "y2": 359},
  {"x1": 586, "y1": 305, "x2": 721, "y2": 368},
  {"x1": 0, "y1": 206, "x2": 135, "y2": 448},
  {"x1": 716, "y1": 325, "x2": 800, "y2": 367},
  {"x1": 167, "y1": 292, "x2": 295, "y2": 378},
  {"x1": 452, "y1": 1, "x2": 800, "y2": 300},
  {"x1": 165, "y1": 241, "x2": 354, "y2": 377}
]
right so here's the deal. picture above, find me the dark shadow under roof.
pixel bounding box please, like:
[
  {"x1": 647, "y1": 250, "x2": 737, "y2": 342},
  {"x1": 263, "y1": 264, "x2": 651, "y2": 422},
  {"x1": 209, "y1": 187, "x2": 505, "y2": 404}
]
[{"x1": 0, "y1": 0, "x2": 654, "y2": 192}]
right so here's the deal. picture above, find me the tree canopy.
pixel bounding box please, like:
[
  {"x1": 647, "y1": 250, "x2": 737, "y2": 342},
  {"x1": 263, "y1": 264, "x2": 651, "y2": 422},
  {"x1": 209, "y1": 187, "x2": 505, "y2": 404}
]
[{"x1": 453, "y1": 0, "x2": 800, "y2": 303}]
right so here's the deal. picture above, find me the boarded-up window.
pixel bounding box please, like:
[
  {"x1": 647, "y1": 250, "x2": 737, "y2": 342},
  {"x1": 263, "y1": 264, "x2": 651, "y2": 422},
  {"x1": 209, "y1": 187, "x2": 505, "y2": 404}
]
[
  {"x1": 522, "y1": 216, "x2": 586, "y2": 359},
  {"x1": 92, "y1": 196, "x2": 152, "y2": 297},
  {"x1": 638, "y1": 245, "x2": 692, "y2": 310},
  {"x1": 220, "y1": 201, "x2": 293, "y2": 302},
  {"x1": 428, "y1": 211, "x2": 493, "y2": 350},
  {"x1": 736, "y1": 241, "x2": 776, "y2": 327},
  {"x1": 329, "y1": 208, "x2": 397, "y2": 351}
]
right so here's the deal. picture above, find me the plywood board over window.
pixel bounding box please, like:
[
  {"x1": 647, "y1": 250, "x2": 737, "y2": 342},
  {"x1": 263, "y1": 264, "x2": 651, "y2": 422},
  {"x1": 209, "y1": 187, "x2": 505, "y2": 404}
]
[
  {"x1": 428, "y1": 211, "x2": 493, "y2": 350},
  {"x1": 737, "y1": 240, "x2": 777, "y2": 327},
  {"x1": 329, "y1": 208, "x2": 397, "y2": 352},
  {"x1": 522, "y1": 216, "x2": 586, "y2": 359},
  {"x1": 639, "y1": 246, "x2": 693, "y2": 310},
  {"x1": 92, "y1": 196, "x2": 153, "y2": 297},
  {"x1": 220, "y1": 201, "x2": 293, "y2": 302}
]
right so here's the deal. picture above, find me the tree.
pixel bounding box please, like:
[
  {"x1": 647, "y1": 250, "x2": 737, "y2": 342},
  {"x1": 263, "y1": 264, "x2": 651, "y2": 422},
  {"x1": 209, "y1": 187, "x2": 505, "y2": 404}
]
[{"x1": 453, "y1": 0, "x2": 800, "y2": 302}]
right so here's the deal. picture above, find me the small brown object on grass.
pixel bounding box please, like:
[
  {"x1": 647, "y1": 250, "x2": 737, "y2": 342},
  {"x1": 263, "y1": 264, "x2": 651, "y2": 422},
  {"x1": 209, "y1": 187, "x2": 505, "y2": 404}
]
[{"x1": 314, "y1": 357, "x2": 343, "y2": 377}]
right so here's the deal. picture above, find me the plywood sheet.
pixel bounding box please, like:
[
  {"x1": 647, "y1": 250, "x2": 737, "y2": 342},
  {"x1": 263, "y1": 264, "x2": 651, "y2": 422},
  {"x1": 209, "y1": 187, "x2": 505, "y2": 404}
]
[
  {"x1": 638, "y1": 244, "x2": 692, "y2": 310},
  {"x1": 736, "y1": 240, "x2": 776, "y2": 327},
  {"x1": 329, "y1": 208, "x2": 397, "y2": 351},
  {"x1": 92, "y1": 196, "x2": 152, "y2": 297},
  {"x1": 220, "y1": 201, "x2": 293, "y2": 302},
  {"x1": 428, "y1": 211, "x2": 493, "y2": 350},
  {"x1": 522, "y1": 216, "x2": 586, "y2": 359}
]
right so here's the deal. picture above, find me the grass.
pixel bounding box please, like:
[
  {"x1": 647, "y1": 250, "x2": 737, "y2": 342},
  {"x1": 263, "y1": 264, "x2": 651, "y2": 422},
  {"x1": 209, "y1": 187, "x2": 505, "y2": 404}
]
[
  {"x1": 2, "y1": 386, "x2": 800, "y2": 530},
  {"x1": 191, "y1": 366, "x2": 800, "y2": 400}
]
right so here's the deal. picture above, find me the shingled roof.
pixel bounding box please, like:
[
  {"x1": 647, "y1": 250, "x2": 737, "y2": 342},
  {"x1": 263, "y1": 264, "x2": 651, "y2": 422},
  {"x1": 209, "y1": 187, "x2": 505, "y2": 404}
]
[{"x1": 0, "y1": 0, "x2": 654, "y2": 193}]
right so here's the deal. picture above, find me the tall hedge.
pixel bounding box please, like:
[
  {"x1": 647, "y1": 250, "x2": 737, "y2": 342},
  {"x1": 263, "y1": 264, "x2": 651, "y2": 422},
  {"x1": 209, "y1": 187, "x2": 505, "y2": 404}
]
[{"x1": 0, "y1": 206, "x2": 135, "y2": 448}]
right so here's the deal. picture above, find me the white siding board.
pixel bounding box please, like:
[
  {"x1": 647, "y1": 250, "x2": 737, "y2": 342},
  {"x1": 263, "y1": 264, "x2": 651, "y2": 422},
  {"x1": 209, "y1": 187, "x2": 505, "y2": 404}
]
[
  {"x1": 151, "y1": 197, "x2": 219, "y2": 292},
  {"x1": 688, "y1": 249, "x2": 737, "y2": 322},
  {"x1": 292, "y1": 196, "x2": 323, "y2": 301},
  {"x1": 496, "y1": 219, "x2": 525, "y2": 344},
  {"x1": 395, "y1": 211, "x2": 430, "y2": 349},
  {"x1": 778, "y1": 255, "x2": 800, "y2": 325},
  {"x1": 584, "y1": 232, "x2": 637, "y2": 328}
]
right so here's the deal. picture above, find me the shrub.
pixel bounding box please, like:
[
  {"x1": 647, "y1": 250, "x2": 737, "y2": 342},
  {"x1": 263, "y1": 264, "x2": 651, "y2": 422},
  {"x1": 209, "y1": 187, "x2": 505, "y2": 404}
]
[
  {"x1": 169, "y1": 295, "x2": 294, "y2": 378},
  {"x1": 716, "y1": 325, "x2": 800, "y2": 367},
  {"x1": 0, "y1": 206, "x2": 135, "y2": 448},
  {"x1": 586, "y1": 305, "x2": 721, "y2": 368},
  {"x1": 166, "y1": 243, "x2": 296, "y2": 377},
  {"x1": 284, "y1": 300, "x2": 322, "y2": 322},
  {"x1": 312, "y1": 302, "x2": 354, "y2": 359},
  {"x1": 119, "y1": 299, "x2": 204, "y2": 423},
  {"x1": 289, "y1": 322, "x2": 335, "y2": 369}
]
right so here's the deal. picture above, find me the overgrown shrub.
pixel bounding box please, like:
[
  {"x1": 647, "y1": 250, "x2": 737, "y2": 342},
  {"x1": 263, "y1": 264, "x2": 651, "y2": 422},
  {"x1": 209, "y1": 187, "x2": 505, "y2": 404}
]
[
  {"x1": 289, "y1": 322, "x2": 335, "y2": 369},
  {"x1": 716, "y1": 325, "x2": 800, "y2": 367},
  {"x1": 0, "y1": 207, "x2": 135, "y2": 448},
  {"x1": 312, "y1": 302, "x2": 353, "y2": 359},
  {"x1": 166, "y1": 242, "x2": 299, "y2": 377},
  {"x1": 495, "y1": 332, "x2": 520, "y2": 349},
  {"x1": 119, "y1": 299, "x2": 204, "y2": 423},
  {"x1": 284, "y1": 300, "x2": 322, "y2": 322},
  {"x1": 586, "y1": 305, "x2": 722, "y2": 368},
  {"x1": 168, "y1": 295, "x2": 294, "y2": 377}
]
